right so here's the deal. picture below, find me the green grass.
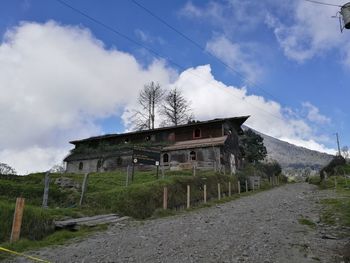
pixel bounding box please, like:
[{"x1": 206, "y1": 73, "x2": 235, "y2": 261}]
[{"x1": 308, "y1": 175, "x2": 350, "y2": 227}]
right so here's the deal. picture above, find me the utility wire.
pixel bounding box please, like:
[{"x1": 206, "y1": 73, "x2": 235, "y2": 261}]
[
  {"x1": 304, "y1": 0, "x2": 342, "y2": 7},
  {"x1": 131, "y1": 0, "x2": 280, "y2": 102},
  {"x1": 54, "y1": 0, "x2": 331, "y2": 135}
]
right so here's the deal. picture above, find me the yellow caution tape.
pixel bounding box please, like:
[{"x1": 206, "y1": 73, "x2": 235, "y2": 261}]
[{"x1": 0, "y1": 247, "x2": 50, "y2": 263}]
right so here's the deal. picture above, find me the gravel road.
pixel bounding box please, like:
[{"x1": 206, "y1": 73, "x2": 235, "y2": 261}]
[{"x1": 7, "y1": 183, "x2": 349, "y2": 263}]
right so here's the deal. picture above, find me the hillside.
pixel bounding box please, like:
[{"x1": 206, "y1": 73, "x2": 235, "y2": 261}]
[{"x1": 245, "y1": 127, "x2": 333, "y2": 170}]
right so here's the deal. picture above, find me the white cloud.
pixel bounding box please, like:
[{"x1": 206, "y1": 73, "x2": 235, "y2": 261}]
[
  {"x1": 206, "y1": 36, "x2": 263, "y2": 83},
  {"x1": 265, "y1": 0, "x2": 350, "y2": 67},
  {"x1": 302, "y1": 102, "x2": 330, "y2": 124},
  {"x1": 0, "y1": 21, "x2": 173, "y2": 174},
  {"x1": 166, "y1": 65, "x2": 334, "y2": 154}
]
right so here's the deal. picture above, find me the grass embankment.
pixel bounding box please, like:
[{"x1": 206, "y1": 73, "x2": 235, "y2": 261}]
[
  {"x1": 0, "y1": 169, "x2": 278, "y2": 258},
  {"x1": 308, "y1": 170, "x2": 350, "y2": 227}
]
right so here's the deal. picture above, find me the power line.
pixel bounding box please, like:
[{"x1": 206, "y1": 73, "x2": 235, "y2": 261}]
[
  {"x1": 304, "y1": 0, "x2": 342, "y2": 7},
  {"x1": 54, "y1": 0, "x2": 331, "y2": 136},
  {"x1": 131, "y1": 0, "x2": 280, "y2": 102}
]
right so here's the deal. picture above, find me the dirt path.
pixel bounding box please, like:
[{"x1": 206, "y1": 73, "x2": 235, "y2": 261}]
[{"x1": 8, "y1": 183, "x2": 348, "y2": 262}]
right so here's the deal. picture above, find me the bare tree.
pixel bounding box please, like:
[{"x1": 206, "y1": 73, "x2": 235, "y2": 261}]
[
  {"x1": 0, "y1": 162, "x2": 17, "y2": 176},
  {"x1": 341, "y1": 146, "x2": 349, "y2": 160},
  {"x1": 133, "y1": 81, "x2": 164, "y2": 130},
  {"x1": 161, "y1": 87, "x2": 193, "y2": 126}
]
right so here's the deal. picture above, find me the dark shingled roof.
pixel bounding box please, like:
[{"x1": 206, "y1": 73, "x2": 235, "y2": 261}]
[{"x1": 69, "y1": 116, "x2": 249, "y2": 145}]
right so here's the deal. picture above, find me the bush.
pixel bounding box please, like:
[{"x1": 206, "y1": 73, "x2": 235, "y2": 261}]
[
  {"x1": 86, "y1": 174, "x2": 237, "y2": 219},
  {"x1": 320, "y1": 156, "x2": 346, "y2": 179}
]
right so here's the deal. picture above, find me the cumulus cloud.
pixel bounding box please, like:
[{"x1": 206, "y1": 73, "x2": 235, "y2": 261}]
[
  {"x1": 302, "y1": 102, "x2": 330, "y2": 124},
  {"x1": 206, "y1": 36, "x2": 263, "y2": 83},
  {"x1": 166, "y1": 65, "x2": 335, "y2": 154},
  {"x1": 0, "y1": 21, "x2": 173, "y2": 174}
]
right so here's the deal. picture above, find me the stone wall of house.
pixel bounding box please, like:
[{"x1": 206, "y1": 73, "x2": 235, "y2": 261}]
[{"x1": 66, "y1": 158, "x2": 100, "y2": 174}]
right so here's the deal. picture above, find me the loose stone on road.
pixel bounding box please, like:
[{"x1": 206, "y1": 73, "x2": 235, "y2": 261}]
[{"x1": 10, "y1": 183, "x2": 347, "y2": 262}]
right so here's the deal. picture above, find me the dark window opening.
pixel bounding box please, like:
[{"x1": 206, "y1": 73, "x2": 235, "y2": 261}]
[
  {"x1": 194, "y1": 128, "x2": 201, "y2": 138},
  {"x1": 145, "y1": 135, "x2": 151, "y2": 141},
  {"x1": 124, "y1": 138, "x2": 130, "y2": 143},
  {"x1": 190, "y1": 151, "x2": 196, "y2": 161},
  {"x1": 117, "y1": 157, "x2": 123, "y2": 166},
  {"x1": 163, "y1": 153, "x2": 169, "y2": 163},
  {"x1": 79, "y1": 162, "x2": 83, "y2": 170}
]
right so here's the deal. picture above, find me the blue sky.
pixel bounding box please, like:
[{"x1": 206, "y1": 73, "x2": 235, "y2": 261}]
[{"x1": 0, "y1": 0, "x2": 349, "y2": 174}]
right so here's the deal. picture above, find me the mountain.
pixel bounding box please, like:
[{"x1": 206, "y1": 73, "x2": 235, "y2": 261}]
[{"x1": 244, "y1": 126, "x2": 333, "y2": 171}]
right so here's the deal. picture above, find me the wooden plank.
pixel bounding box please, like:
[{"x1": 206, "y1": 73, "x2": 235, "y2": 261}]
[
  {"x1": 203, "y1": 184, "x2": 207, "y2": 204},
  {"x1": 10, "y1": 198, "x2": 25, "y2": 243}
]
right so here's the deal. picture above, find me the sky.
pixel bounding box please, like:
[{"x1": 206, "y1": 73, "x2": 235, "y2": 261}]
[{"x1": 0, "y1": 0, "x2": 349, "y2": 174}]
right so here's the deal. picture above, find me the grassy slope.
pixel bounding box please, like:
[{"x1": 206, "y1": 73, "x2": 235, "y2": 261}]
[{"x1": 308, "y1": 164, "x2": 350, "y2": 228}]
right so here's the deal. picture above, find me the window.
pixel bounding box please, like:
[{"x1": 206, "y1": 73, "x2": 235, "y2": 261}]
[
  {"x1": 190, "y1": 151, "x2": 196, "y2": 161},
  {"x1": 124, "y1": 138, "x2": 130, "y2": 143},
  {"x1": 163, "y1": 153, "x2": 169, "y2": 163},
  {"x1": 193, "y1": 128, "x2": 201, "y2": 138},
  {"x1": 78, "y1": 162, "x2": 83, "y2": 170},
  {"x1": 145, "y1": 135, "x2": 151, "y2": 141}
]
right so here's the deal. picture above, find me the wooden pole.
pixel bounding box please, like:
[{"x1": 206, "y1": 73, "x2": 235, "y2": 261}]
[
  {"x1": 187, "y1": 185, "x2": 190, "y2": 209},
  {"x1": 79, "y1": 173, "x2": 89, "y2": 206},
  {"x1": 217, "y1": 183, "x2": 221, "y2": 200},
  {"x1": 334, "y1": 177, "x2": 337, "y2": 190},
  {"x1": 192, "y1": 164, "x2": 196, "y2": 177},
  {"x1": 245, "y1": 180, "x2": 248, "y2": 193},
  {"x1": 163, "y1": 187, "x2": 168, "y2": 210},
  {"x1": 228, "y1": 181, "x2": 231, "y2": 197},
  {"x1": 161, "y1": 165, "x2": 165, "y2": 179},
  {"x1": 10, "y1": 198, "x2": 25, "y2": 243},
  {"x1": 238, "y1": 181, "x2": 241, "y2": 194},
  {"x1": 203, "y1": 184, "x2": 207, "y2": 204},
  {"x1": 42, "y1": 171, "x2": 50, "y2": 208},
  {"x1": 252, "y1": 179, "x2": 255, "y2": 191}
]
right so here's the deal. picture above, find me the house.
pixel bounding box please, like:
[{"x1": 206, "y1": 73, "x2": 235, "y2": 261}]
[{"x1": 64, "y1": 116, "x2": 249, "y2": 174}]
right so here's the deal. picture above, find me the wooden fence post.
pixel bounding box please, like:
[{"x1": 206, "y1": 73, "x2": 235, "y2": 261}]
[
  {"x1": 228, "y1": 181, "x2": 231, "y2": 197},
  {"x1": 192, "y1": 165, "x2": 196, "y2": 177},
  {"x1": 238, "y1": 181, "x2": 241, "y2": 194},
  {"x1": 10, "y1": 197, "x2": 25, "y2": 243},
  {"x1": 126, "y1": 165, "x2": 130, "y2": 186},
  {"x1": 334, "y1": 177, "x2": 337, "y2": 191},
  {"x1": 42, "y1": 171, "x2": 50, "y2": 208},
  {"x1": 79, "y1": 173, "x2": 89, "y2": 206},
  {"x1": 245, "y1": 180, "x2": 248, "y2": 193},
  {"x1": 163, "y1": 187, "x2": 168, "y2": 210},
  {"x1": 218, "y1": 183, "x2": 220, "y2": 199},
  {"x1": 187, "y1": 185, "x2": 190, "y2": 209},
  {"x1": 203, "y1": 184, "x2": 207, "y2": 204}
]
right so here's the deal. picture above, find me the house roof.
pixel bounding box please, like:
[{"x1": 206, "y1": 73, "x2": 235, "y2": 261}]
[
  {"x1": 162, "y1": 136, "x2": 227, "y2": 151},
  {"x1": 70, "y1": 116, "x2": 249, "y2": 145}
]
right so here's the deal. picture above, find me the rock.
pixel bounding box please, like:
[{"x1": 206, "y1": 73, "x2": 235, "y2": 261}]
[{"x1": 54, "y1": 177, "x2": 80, "y2": 189}]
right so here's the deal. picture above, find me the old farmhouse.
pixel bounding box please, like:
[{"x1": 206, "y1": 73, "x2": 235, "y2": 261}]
[{"x1": 64, "y1": 116, "x2": 249, "y2": 174}]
